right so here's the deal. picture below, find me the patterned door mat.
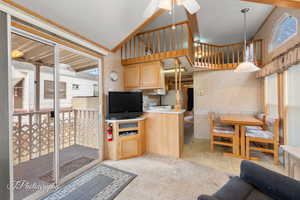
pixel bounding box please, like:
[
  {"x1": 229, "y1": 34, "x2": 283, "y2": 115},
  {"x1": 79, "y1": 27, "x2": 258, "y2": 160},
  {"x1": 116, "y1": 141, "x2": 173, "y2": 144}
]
[
  {"x1": 42, "y1": 164, "x2": 136, "y2": 200},
  {"x1": 40, "y1": 157, "x2": 95, "y2": 183}
]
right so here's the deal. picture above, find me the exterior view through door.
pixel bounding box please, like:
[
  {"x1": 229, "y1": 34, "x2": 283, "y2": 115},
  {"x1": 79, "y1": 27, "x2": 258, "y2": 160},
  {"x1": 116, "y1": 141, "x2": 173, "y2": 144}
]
[{"x1": 11, "y1": 30, "x2": 102, "y2": 200}]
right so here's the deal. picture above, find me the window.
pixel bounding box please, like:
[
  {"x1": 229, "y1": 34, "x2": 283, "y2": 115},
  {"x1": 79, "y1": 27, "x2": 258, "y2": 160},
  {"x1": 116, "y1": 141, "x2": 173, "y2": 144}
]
[
  {"x1": 265, "y1": 74, "x2": 278, "y2": 117},
  {"x1": 269, "y1": 14, "x2": 297, "y2": 51},
  {"x1": 285, "y1": 64, "x2": 300, "y2": 146}
]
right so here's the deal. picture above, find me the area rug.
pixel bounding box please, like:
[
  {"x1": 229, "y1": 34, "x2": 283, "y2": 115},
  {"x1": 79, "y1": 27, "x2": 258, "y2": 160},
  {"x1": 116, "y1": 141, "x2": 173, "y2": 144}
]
[
  {"x1": 40, "y1": 157, "x2": 95, "y2": 184},
  {"x1": 42, "y1": 164, "x2": 137, "y2": 200}
]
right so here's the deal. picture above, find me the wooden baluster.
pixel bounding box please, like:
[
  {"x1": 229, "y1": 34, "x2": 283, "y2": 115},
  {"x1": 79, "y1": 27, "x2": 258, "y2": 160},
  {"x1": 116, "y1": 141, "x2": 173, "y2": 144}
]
[
  {"x1": 214, "y1": 46, "x2": 218, "y2": 66},
  {"x1": 157, "y1": 31, "x2": 161, "y2": 53},
  {"x1": 237, "y1": 46, "x2": 240, "y2": 64},
  {"x1": 203, "y1": 44, "x2": 205, "y2": 67},
  {"x1": 227, "y1": 47, "x2": 230, "y2": 69},
  {"x1": 209, "y1": 45, "x2": 212, "y2": 69},
  {"x1": 152, "y1": 32, "x2": 155, "y2": 54},
  {"x1": 141, "y1": 34, "x2": 144, "y2": 57},
  {"x1": 232, "y1": 46, "x2": 235, "y2": 69},
  {"x1": 134, "y1": 37, "x2": 136, "y2": 58},
  {"x1": 130, "y1": 38, "x2": 132, "y2": 58},
  {"x1": 125, "y1": 41, "x2": 127, "y2": 59},
  {"x1": 121, "y1": 46, "x2": 123, "y2": 60},
  {"x1": 148, "y1": 32, "x2": 151, "y2": 55},
  {"x1": 181, "y1": 24, "x2": 184, "y2": 49},
  {"x1": 205, "y1": 45, "x2": 207, "y2": 68}
]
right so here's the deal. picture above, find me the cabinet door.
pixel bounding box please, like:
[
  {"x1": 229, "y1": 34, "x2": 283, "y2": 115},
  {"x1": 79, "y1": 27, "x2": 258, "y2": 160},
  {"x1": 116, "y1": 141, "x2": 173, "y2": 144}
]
[
  {"x1": 124, "y1": 64, "x2": 140, "y2": 89},
  {"x1": 118, "y1": 136, "x2": 140, "y2": 159},
  {"x1": 140, "y1": 62, "x2": 162, "y2": 88},
  {"x1": 144, "y1": 113, "x2": 163, "y2": 154}
]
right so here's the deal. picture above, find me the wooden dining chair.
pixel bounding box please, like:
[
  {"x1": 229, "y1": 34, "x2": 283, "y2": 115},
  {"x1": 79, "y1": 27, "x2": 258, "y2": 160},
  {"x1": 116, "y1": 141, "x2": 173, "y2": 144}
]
[
  {"x1": 244, "y1": 113, "x2": 266, "y2": 131},
  {"x1": 245, "y1": 116, "x2": 280, "y2": 164},
  {"x1": 208, "y1": 112, "x2": 240, "y2": 155}
]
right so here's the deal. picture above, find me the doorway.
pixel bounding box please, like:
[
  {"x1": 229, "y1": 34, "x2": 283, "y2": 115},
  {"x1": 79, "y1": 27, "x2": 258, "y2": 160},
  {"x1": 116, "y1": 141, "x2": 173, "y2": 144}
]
[{"x1": 10, "y1": 28, "x2": 103, "y2": 200}]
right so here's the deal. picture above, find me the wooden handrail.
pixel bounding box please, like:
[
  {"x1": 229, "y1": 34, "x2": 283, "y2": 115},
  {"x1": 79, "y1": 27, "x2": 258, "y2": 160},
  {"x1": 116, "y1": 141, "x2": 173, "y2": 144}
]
[
  {"x1": 194, "y1": 40, "x2": 263, "y2": 70},
  {"x1": 137, "y1": 21, "x2": 189, "y2": 36}
]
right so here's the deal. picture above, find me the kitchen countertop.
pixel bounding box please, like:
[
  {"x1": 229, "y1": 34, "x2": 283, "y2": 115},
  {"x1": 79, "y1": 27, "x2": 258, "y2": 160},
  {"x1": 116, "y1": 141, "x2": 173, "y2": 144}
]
[{"x1": 144, "y1": 109, "x2": 186, "y2": 114}]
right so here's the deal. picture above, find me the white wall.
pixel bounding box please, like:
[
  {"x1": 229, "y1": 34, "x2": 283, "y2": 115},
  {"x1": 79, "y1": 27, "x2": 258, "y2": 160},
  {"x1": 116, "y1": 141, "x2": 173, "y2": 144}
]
[{"x1": 194, "y1": 70, "x2": 263, "y2": 139}]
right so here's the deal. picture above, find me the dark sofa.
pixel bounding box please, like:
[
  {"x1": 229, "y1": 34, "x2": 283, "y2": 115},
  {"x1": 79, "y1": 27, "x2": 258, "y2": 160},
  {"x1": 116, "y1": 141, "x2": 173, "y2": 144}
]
[{"x1": 198, "y1": 160, "x2": 300, "y2": 200}]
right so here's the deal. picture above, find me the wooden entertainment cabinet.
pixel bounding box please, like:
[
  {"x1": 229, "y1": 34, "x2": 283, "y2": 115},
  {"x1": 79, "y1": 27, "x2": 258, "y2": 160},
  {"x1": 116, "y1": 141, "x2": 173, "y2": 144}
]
[{"x1": 105, "y1": 117, "x2": 145, "y2": 160}]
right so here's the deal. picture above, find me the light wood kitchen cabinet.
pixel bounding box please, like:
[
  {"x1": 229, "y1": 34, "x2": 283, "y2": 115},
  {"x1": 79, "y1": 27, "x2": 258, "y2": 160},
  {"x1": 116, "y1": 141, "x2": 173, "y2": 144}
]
[
  {"x1": 140, "y1": 61, "x2": 162, "y2": 88},
  {"x1": 124, "y1": 64, "x2": 140, "y2": 89},
  {"x1": 124, "y1": 61, "x2": 163, "y2": 90}
]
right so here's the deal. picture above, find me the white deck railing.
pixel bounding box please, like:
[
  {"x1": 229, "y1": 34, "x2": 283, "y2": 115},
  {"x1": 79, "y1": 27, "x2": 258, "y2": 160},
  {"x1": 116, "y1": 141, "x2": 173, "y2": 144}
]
[{"x1": 12, "y1": 109, "x2": 99, "y2": 165}]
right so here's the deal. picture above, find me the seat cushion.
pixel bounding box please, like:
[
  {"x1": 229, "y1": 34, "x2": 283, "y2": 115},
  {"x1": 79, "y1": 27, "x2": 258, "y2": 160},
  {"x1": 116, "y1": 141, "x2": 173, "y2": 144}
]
[
  {"x1": 212, "y1": 177, "x2": 272, "y2": 200},
  {"x1": 246, "y1": 130, "x2": 273, "y2": 139},
  {"x1": 245, "y1": 126, "x2": 263, "y2": 131},
  {"x1": 213, "y1": 127, "x2": 235, "y2": 134},
  {"x1": 212, "y1": 177, "x2": 254, "y2": 200},
  {"x1": 246, "y1": 190, "x2": 273, "y2": 200}
]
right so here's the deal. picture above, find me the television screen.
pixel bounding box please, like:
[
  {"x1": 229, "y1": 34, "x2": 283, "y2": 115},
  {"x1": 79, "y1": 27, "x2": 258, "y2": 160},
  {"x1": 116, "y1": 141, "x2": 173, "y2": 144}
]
[{"x1": 108, "y1": 91, "x2": 143, "y2": 119}]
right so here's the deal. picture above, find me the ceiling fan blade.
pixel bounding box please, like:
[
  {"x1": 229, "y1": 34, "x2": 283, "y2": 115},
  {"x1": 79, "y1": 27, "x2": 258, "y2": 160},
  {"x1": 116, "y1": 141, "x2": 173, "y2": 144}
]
[
  {"x1": 182, "y1": 0, "x2": 200, "y2": 14},
  {"x1": 143, "y1": 0, "x2": 160, "y2": 18}
]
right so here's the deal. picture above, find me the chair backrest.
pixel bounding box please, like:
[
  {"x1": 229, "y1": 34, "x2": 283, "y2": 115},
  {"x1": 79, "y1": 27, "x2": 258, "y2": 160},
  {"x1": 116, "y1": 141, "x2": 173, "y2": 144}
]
[
  {"x1": 256, "y1": 113, "x2": 266, "y2": 122},
  {"x1": 208, "y1": 112, "x2": 215, "y2": 131},
  {"x1": 266, "y1": 116, "x2": 280, "y2": 142}
]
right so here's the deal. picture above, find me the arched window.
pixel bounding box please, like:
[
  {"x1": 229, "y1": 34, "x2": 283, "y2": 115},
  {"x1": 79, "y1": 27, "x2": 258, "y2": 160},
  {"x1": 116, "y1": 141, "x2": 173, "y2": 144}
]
[{"x1": 269, "y1": 14, "x2": 297, "y2": 52}]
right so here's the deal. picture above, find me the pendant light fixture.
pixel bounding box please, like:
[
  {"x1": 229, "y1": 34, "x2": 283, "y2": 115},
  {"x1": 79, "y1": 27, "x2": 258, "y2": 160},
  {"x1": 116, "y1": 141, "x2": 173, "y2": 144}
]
[{"x1": 234, "y1": 8, "x2": 260, "y2": 73}]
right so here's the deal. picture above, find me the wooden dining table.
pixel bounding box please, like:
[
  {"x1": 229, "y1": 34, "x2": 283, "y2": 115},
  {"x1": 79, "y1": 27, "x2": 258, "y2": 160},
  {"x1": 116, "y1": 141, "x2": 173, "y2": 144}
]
[{"x1": 219, "y1": 114, "x2": 264, "y2": 157}]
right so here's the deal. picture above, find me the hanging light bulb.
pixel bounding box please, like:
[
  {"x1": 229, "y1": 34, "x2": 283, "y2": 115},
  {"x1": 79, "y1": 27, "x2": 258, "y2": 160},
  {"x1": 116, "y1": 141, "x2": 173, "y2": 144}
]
[{"x1": 234, "y1": 8, "x2": 260, "y2": 73}]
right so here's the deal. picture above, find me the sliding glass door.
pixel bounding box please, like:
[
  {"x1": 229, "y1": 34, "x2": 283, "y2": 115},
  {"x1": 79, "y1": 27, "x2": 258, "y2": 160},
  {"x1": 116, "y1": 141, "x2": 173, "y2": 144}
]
[
  {"x1": 285, "y1": 64, "x2": 300, "y2": 147},
  {"x1": 57, "y1": 47, "x2": 100, "y2": 183},
  {"x1": 11, "y1": 32, "x2": 56, "y2": 200},
  {"x1": 10, "y1": 29, "x2": 102, "y2": 199}
]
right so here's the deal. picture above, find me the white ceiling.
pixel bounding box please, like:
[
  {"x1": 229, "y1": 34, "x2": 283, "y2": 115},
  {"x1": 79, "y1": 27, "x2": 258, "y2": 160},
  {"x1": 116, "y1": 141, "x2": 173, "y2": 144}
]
[
  {"x1": 143, "y1": 0, "x2": 273, "y2": 44},
  {"x1": 10, "y1": 0, "x2": 273, "y2": 49},
  {"x1": 196, "y1": 0, "x2": 273, "y2": 44},
  {"x1": 10, "y1": 0, "x2": 151, "y2": 49}
]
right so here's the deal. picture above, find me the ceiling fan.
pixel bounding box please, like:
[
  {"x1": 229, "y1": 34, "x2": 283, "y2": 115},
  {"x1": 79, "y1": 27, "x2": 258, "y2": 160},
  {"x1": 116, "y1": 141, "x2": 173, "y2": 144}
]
[{"x1": 143, "y1": 0, "x2": 200, "y2": 18}]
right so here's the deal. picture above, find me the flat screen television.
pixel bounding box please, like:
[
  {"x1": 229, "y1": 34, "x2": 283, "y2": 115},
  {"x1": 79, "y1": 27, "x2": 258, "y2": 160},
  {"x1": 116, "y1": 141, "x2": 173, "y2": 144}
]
[{"x1": 108, "y1": 91, "x2": 143, "y2": 119}]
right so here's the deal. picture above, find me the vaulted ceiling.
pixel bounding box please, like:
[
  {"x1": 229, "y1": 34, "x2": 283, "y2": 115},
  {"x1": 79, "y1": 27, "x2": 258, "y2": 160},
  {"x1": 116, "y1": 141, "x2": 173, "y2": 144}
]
[{"x1": 7, "y1": 0, "x2": 273, "y2": 50}]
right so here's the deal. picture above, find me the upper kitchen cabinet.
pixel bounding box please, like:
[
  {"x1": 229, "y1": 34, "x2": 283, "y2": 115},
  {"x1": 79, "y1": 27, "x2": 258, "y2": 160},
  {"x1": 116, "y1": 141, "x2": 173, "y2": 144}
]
[
  {"x1": 124, "y1": 64, "x2": 140, "y2": 89},
  {"x1": 124, "y1": 61, "x2": 163, "y2": 90}
]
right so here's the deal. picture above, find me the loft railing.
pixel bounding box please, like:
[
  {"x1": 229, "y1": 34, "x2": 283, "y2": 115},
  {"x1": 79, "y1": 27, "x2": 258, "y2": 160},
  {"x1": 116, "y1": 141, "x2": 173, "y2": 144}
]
[
  {"x1": 12, "y1": 109, "x2": 98, "y2": 165},
  {"x1": 121, "y1": 21, "x2": 193, "y2": 64},
  {"x1": 193, "y1": 40, "x2": 262, "y2": 70}
]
